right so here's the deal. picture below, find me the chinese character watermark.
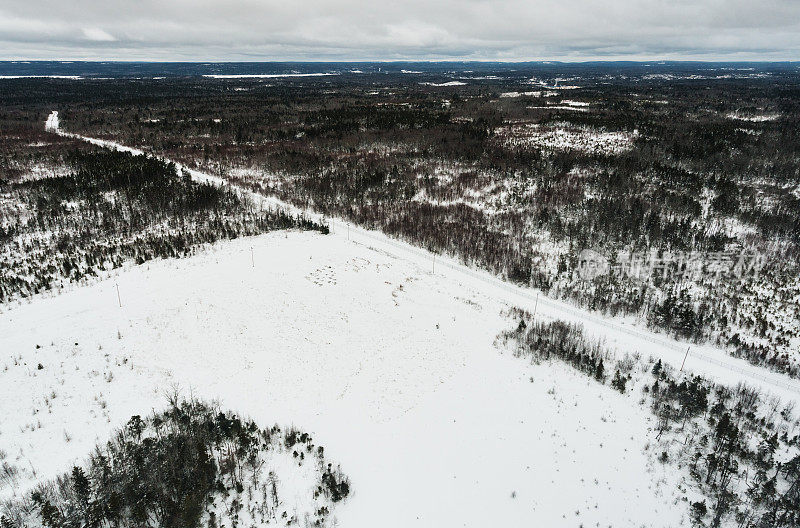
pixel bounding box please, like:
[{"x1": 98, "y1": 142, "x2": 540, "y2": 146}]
[{"x1": 576, "y1": 249, "x2": 767, "y2": 282}]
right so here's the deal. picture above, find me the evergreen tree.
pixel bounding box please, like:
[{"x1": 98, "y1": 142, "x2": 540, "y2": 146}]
[
  {"x1": 611, "y1": 370, "x2": 627, "y2": 393},
  {"x1": 652, "y1": 359, "x2": 662, "y2": 376},
  {"x1": 595, "y1": 358, "x2": 605, "y2": 382},
  {"x1": 690, "y1": 500, "x2": 707, "y2": 527}
]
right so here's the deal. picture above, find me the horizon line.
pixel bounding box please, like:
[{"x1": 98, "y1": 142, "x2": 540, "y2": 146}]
[{"x1": 2, "y1": 59, "x2": 800, "y2": 64}]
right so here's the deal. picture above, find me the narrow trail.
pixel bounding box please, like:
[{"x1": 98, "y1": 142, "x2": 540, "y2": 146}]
[{"x1": 45, "y1": 111, "x2": 800, "y2": 399}]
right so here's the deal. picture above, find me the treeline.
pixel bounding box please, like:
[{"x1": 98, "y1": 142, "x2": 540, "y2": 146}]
[
  {"x1": 500, "y1": 315, "x2": 628, "y2": 392},
  {"x1": 1, "y1": 399, "x2": 350, "y2": 528},
  {"x1": 502, "y1": 315, "x2": 800, "y2": 527},
  {"x1": 0, "y1": 148, "x2": 326, "y2": 304}
]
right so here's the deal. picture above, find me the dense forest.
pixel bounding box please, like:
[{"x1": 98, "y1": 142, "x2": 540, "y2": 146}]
[{"x1": 1, "y1": 67, "x2": 798, "y2": 374}]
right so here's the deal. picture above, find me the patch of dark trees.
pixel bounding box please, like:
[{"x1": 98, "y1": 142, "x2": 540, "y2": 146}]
[
  {"x1": 0, "y1": 399, "x2": 349, "y2": 528},
  {"x1": 0, "y1": 148, "x2": 326, "y2": 303}
]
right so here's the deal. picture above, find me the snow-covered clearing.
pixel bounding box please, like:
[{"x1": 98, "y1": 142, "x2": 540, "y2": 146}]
[
  {"x1": 0, "y1": 76, "x2": 83, "y2": 80},
  {"x1": 420, "y1": 81, "x2": 467, "y2": 87},
  {"x1": 499, "y1": 91, "x2": 542, "y2": 98},
  {"x1": 8, "y1": 112, "x2": 798, "y2": 526},
  {"x1": 726, "y1": 112, "x2": 781, "y2": 122},
  {"x1": 499, "y1": 124, "x2": 639, "y2": 155},
  {"x1": 560, "y1": 100, "x2": 591, "y2": 108},
  {"x1": 527, "y1": 105, "x2": 590, "y2": 112},
  {"x1": 531, "y1": 80, "x2": 581, "y2": 90},
  {"x1": 43, "y1": 111, "x2": 800, "y2": 399},
  {"x1": 3, "y1": 231, "x2": 686, "y2": 527},
  {"x1": 44, "y1": 111, "x2": 59, "y2": 132},
  {"x1": 202, "y1": 73, "x2": 338, "y2": 79}
]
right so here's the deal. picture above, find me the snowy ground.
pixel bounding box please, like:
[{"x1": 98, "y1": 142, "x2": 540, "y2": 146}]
[
  {"x1": 5, "y1": 113, "x2": 798, "y2": 526},
  {"x1": 497, "y1": 123, "x2": 639, "y2": 155},
  {"x1": 43, "y1": 110, "x2": 800, "y2": 398},
  {"x1": 725, "y1": 112, "x2": 781, "y2": 122},
  {"x1": 202, "y1": 73, "x2": 338, "y2": 79},
  {"x1": 2, "y1": 230, "x2": 687, "y2": 527},
  {"x1": 45, "y1": 110, "x2": 800, "y2": 396}
]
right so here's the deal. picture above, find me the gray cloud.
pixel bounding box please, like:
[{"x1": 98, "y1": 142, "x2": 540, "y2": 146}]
[{"x1": 1, "y1": 0, "x2": 799, "y2": 60}]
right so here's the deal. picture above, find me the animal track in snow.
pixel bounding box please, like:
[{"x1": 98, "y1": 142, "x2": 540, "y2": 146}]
[{"x1": 305, "y1": 265, "x2": 337, "y2": 286}]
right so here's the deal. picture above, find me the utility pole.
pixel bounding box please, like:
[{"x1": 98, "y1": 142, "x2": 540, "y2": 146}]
[
  {"x1": 680, "y1": 347, "x2": 690, "y2": 372},
  {"x1": 533, "y1": 292, "x2": 539, "y2": 317},
  {"x1": 116, "y1": 283, "x2": 122, "y2": 308},
  {"x1": 432, "y1": 254, "x2": 436, "y2": 274}
]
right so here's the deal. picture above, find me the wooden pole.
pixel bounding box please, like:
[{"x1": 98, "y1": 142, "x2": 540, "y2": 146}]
[
  {"x1": 533, "y1": 292, "x2": 539, "y2": 317},
  {"x1": 116, "y1": 283, "x2": 122, "y2": 308},
  {"x1": 251, "y1": 247, "x2": 255, "y2": 268},
  {"x1": 680, "y1": 346, "x2": 690, "y2": 372}
]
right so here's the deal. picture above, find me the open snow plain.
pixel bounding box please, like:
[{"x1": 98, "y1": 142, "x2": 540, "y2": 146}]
[{"x1": 2, "y1": 228, "x2": 689, "y2": 527}]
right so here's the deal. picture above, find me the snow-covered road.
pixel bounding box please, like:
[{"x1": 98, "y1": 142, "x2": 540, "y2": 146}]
[{"x1": 44, "y1": 111, "x2": 800, "y2": 400}]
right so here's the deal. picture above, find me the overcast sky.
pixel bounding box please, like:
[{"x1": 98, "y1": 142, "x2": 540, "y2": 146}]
[{"x1": 2, "y1": 0, "x2": 799, "y2": 61}]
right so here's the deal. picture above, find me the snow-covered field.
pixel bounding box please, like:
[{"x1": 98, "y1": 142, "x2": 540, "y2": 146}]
[
  {"x1": 202, "y1": 73, "x2": 338, "y2": 79},
  {"x1": 726, "y1": 111, "x2": 781, "y2": 122},
  {"x1": 44, "y1": 111, "x2": 800, "y2": 397},
  {"x1": 420, "y1": 81, "x2": 467, "y2": 87},
  {"x1": 0, "y1": 76, "x2": 83, "y2": 80},
  {"x1": 499, "y1": 91, "x2": 543, "y2": 98},
  {"x1": 6, "y1": 114, "x2": 799, "y2": 526},
  {"x1": 497, "y1": 123, "x2": 639, "y2": 155},
  {"x1": 2, "y1": 230, "x2": 687, "y2": 527},
  {"x1": 44, "y1": 111, "x2": 59, "y2": 131}
]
